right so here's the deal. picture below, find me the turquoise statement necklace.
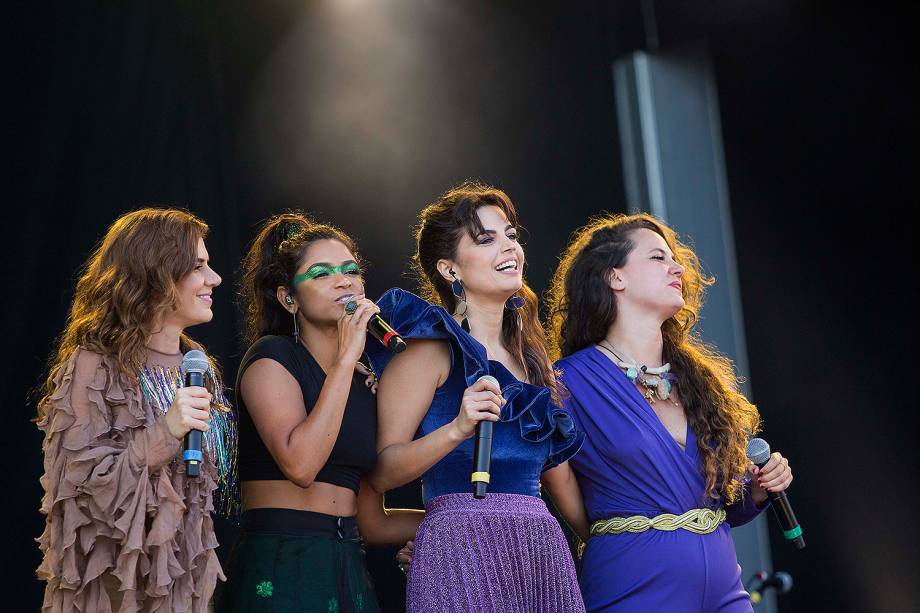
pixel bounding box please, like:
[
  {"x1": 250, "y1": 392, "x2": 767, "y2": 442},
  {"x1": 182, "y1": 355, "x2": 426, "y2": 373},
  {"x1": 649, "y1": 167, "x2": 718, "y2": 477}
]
[{"x1": 597, "y1": 340, "x2": 678, "y2": 404}]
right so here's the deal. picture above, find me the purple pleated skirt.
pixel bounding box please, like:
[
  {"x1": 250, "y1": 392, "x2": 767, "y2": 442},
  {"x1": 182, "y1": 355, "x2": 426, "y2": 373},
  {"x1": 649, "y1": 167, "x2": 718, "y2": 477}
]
[{"x1": 406, "y1": 492, "x2": 586, "y2": 613}]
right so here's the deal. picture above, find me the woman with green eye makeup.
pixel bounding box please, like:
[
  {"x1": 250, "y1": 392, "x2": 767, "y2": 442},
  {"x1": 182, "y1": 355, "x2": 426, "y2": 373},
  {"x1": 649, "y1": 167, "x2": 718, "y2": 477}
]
[{"x1": 216, "y1": 212, "x2": 422, "y2": 613}]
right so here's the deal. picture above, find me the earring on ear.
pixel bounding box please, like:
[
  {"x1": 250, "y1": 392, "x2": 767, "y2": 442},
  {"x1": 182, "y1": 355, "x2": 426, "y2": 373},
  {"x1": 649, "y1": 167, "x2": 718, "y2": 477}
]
[
  {"x1": 449, "y1": 269, "x2": 470, "y2": 332},
  {"x1": 505, "y1": 294, "x2": 525, "y2": 331},
  {"x1": 285, "y1": 294, "x2": 300, "y2": 340}
]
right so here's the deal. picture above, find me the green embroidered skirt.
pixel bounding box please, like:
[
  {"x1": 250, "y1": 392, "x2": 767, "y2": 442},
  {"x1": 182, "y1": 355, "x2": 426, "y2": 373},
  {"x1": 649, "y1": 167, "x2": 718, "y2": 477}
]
[{"x1": 215, "y1": 508, "x2": 380, "y2": 613}]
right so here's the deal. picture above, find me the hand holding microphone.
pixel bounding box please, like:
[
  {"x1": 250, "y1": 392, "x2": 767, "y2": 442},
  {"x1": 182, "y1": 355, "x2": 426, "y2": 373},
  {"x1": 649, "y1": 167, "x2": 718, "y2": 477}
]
[
  {"x1": 336, "y1": 297, "x2": 381, "y2": 365},
  {"x1": 746, "y1": 438, "x2": 803, "y2": 549},
  {"x1": 454, "y1": 375, "x2": 504, "y2": 499},
  {"x1": 344, "y1": 298, "x2": 407, "y2": 354},
  {"x1": 749, "y1": 447, "x2": 793, "y2": 500},
  {"x1": 167, "y1": 350, "x2": 212, "y2": 477},
  {"x1": 451, "y1": 376, "x2": 503, "y2": 441}
]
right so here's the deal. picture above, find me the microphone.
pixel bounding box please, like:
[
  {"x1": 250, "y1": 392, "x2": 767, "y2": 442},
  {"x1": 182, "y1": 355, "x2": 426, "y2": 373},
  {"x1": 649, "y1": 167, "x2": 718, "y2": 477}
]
[
  {"x1": 749, "y1": 571, "x2": 793, "y2": 604},
  {"x1": 472, "y1": 375, "x2": 500, "y2": 499},
  {"x1": 746, "y1": 438, "x2": 805, "y2": 549},
  {"x1": 182, "y1": 350, "x2": 209, "y2": 478},
  {"x1": 346, "y1": 300, "x2": 407, "y2": 353}
]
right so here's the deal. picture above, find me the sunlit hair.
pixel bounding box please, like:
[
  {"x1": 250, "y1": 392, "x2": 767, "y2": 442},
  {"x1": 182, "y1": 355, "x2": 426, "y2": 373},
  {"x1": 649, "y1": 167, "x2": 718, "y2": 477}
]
[
  {"x1": 239, "y1": 211, "x2": 361, "y2": 345},
  {"x1": 414, "y1": 181, "x2": 558, "y2": 399},
  {"x1": 546, "y1": 213, "x2": 761, "y2": 503},
  {"x1": 38, "y1": 208, "x2": 213, "y2": 421}
]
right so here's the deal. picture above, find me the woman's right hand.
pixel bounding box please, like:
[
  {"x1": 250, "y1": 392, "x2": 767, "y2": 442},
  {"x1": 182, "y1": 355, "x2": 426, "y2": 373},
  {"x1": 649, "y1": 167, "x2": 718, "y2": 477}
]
[
  {"x1": 449, "y1": 377, "x2": 503, "y2": 440},
  {"x1": 335, "y1": 296, "x2": 380, "y2": 366},
  {"x1": 164, "y1": 386, "x2": 212, "y2": 440}
]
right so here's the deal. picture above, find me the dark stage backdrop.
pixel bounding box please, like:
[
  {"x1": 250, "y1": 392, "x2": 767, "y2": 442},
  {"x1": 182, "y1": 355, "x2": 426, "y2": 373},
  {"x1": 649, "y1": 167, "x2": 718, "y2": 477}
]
[{"x1": 8, "y1": 2, "x2": 915, "y2": 611}]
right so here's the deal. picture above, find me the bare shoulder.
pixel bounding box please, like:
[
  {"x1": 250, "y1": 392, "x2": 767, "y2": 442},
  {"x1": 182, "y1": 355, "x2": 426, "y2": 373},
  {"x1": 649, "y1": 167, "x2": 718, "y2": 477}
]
[{"x1": 380, "y1": 338, "x2": 451, "y2": 387}]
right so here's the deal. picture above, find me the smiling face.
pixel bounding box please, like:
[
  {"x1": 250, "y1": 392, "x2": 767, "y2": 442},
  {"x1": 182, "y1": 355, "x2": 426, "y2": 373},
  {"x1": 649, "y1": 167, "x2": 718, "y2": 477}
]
[
  {"x1": 438, "y1": 205, "x2": 525, "y2": 305},
  {"x1": 610, "y1": 227, "x2": 685, "y2": 319},
  {"x1": 167, "y1": 237, "x2": 222, "y2": 329},
  {"x1": 284, "y1": 238, "x2": 364, "y2": 326}
]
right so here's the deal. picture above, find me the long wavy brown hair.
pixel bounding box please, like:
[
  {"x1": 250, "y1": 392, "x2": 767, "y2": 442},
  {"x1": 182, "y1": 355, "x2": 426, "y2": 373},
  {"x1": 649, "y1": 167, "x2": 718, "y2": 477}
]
[
  {"x1": 239, "y1": 211, "x2": 361, "y2": 346},
  {"x1": 414, "y1": 181, "x2": 558, "y2": 399},
  {"x1": 37, "y1": 208, "x2": 212, "y2": 422},
  {"x1": 546, "y1": 213, "x2": 760, "y2": 503}
]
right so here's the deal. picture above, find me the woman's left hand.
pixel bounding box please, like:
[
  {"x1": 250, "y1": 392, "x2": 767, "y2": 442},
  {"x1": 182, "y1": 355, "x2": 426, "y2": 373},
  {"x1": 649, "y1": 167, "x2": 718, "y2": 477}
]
[
  {"x1": 750, "y1": 451, "x2": 793, "y2": 503},
  {"x1": 355, "y1": 361, "x2": 378, "y2": 394},
  {"x1": 396, "y1": 540, "x2": 414, "y2": 575}
]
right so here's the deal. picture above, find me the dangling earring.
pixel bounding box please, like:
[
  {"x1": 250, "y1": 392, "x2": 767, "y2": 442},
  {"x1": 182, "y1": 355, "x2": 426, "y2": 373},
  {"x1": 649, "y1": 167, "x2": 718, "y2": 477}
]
[
  {"x1": 449, "y1": 270, "x2": 470, "y2": 332},
  {"x1": 505, "y1": 294, "x2": 524, "y2": 331},
  {"x1": 285, "y1": 294, "x2": 300, "y2": 341}
]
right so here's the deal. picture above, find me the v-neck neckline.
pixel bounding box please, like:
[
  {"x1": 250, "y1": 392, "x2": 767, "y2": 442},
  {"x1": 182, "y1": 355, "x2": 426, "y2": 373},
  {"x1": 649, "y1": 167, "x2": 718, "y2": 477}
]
[{"x1": 591, "y1": 345, "x2": 694, "y2": 458}]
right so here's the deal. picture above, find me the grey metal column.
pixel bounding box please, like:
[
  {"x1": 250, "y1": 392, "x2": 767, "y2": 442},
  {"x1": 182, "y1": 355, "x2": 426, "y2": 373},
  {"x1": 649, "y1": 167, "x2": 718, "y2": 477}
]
[{"x1": 613, "y1": 39, "x2": 777, "y2": 613}]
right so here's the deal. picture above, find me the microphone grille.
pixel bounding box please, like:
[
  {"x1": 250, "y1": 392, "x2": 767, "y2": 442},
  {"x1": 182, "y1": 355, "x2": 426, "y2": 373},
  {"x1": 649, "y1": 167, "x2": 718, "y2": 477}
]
[
  {"x1": 476, "y1": 375, "x2": 500, "y2": 388},
  {"x1": 745, "y1": 437, "x2": 771, "y2": 465},
  {"x1": 182, "y1": 349, "x2": 209, "y2": 375}
]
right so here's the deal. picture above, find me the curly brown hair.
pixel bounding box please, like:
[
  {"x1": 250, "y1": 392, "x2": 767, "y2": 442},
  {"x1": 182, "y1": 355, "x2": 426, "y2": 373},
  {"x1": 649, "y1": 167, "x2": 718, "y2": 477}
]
[
  {"x1": 37, "y1": 208, "x2": 213, "y2": 422},
  {"x1": 546, "y1": 213, "x2": 760, "y2": 503},
  {"x1": 239, "y1": 211, "x2": 361, "y2": 346},
  {"x1": 414, "y1": 181, "x2": 558, "y2": 400}
]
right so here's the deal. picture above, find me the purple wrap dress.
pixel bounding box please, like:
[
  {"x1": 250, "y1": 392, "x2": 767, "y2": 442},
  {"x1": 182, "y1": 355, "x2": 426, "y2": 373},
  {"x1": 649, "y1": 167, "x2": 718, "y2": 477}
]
[{"x1": 556, "y1": 346, "x2": 768, "y2": 613}]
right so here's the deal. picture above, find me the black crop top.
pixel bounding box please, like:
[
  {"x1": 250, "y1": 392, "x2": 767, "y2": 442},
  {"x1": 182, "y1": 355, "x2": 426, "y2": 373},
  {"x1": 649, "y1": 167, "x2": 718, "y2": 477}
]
[{"x1": 235, "y1": 335, "x2": 378, "y2": 494}]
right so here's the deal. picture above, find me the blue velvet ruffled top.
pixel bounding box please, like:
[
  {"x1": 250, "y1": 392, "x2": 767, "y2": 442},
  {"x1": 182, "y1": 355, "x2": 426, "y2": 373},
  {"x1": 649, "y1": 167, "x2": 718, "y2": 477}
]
[{"x1": 365, "y1": 288, "x2": 584, "y2": 503}]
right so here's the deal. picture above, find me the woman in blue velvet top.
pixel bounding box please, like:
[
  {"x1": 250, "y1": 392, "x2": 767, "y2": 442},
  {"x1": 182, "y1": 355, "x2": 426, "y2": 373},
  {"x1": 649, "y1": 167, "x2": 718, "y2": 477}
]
[{"x1": 366, "y1": 182, "x2": 588, "y2": 613}]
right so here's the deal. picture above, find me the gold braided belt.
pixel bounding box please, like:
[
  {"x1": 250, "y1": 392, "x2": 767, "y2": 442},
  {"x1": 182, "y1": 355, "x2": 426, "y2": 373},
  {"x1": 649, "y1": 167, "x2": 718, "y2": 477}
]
[{"x1": 590, "y1": 508, "x2": 726, "y2": 536}]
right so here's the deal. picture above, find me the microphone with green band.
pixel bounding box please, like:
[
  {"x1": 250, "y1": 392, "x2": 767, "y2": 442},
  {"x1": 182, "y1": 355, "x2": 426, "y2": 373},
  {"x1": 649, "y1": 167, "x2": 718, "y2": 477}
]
[{"x1": 746, "y1": 438, "x2": 805, "y2": 550}]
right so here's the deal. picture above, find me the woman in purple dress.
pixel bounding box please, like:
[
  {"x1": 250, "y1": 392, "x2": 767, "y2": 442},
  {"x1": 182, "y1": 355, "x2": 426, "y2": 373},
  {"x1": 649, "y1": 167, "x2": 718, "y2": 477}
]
[{"x1": 546, "y1": 213, "x2": 794, "y2": 612}]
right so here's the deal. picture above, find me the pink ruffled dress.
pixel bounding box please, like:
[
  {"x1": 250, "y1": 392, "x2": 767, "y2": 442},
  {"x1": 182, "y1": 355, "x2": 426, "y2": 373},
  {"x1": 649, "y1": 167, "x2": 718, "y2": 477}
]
[{"x1": 37, "y1": 347, "x2": 226, "y2": 613}]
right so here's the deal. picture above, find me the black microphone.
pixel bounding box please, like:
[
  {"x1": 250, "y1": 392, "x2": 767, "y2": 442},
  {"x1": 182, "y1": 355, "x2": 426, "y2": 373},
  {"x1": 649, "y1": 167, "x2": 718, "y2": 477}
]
[
  {"x1": 346, "y1": 300, "x2": 407, "y2": 353},
  {"x1": 749, "y1": 571, "x2": 793, "y2": 604},
  {"x1": 182, "y1": 350, "x2": 209, "y2": 478},
  {"x1": 472, "y1": 375, "x2": 500, "y2": 499},
  {"x1": 746, "y1": 438, "x2": 805, "y2": 549}
]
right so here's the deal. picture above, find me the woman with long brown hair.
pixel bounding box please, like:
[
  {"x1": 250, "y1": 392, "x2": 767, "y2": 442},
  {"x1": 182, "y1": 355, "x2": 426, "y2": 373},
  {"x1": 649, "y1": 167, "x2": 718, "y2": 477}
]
[
  {"x1": 547, "y1": 213, "x2": 794, "y2": 612},
  {"x1": 36, "y1": 208, "x2": 237, "y2": 612},
  {"x1": 366, "y1": 182, "x2": 587, "y2": 613},
  {"x1": 216, "y1": 213, "x2": 421, "y2": 613}
]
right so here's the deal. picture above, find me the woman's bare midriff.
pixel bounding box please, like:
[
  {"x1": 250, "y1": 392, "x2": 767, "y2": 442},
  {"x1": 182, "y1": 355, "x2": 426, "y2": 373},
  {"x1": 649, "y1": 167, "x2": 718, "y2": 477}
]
[{"x1": 242, "y1": 480, "x2": 358, "y2": 517}]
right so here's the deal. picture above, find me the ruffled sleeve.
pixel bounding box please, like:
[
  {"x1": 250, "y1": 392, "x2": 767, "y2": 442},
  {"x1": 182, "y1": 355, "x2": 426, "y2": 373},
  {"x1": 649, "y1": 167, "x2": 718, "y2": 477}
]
[
  {"x1": 36, "y1": 347, "x2": 222, "y2": 613},
  {"x1": 367, "y1": 288, "x2": 584, "y2": 471}
]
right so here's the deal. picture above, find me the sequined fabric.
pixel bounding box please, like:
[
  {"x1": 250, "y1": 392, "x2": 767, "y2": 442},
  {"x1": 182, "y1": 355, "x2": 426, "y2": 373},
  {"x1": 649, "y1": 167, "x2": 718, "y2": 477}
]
[
  {"x1": 406, "y1": 493, "x2": 585, "y2": 613},
  {"x1": 139, "y1": 362, "x2": 239, "y2": 517}
]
